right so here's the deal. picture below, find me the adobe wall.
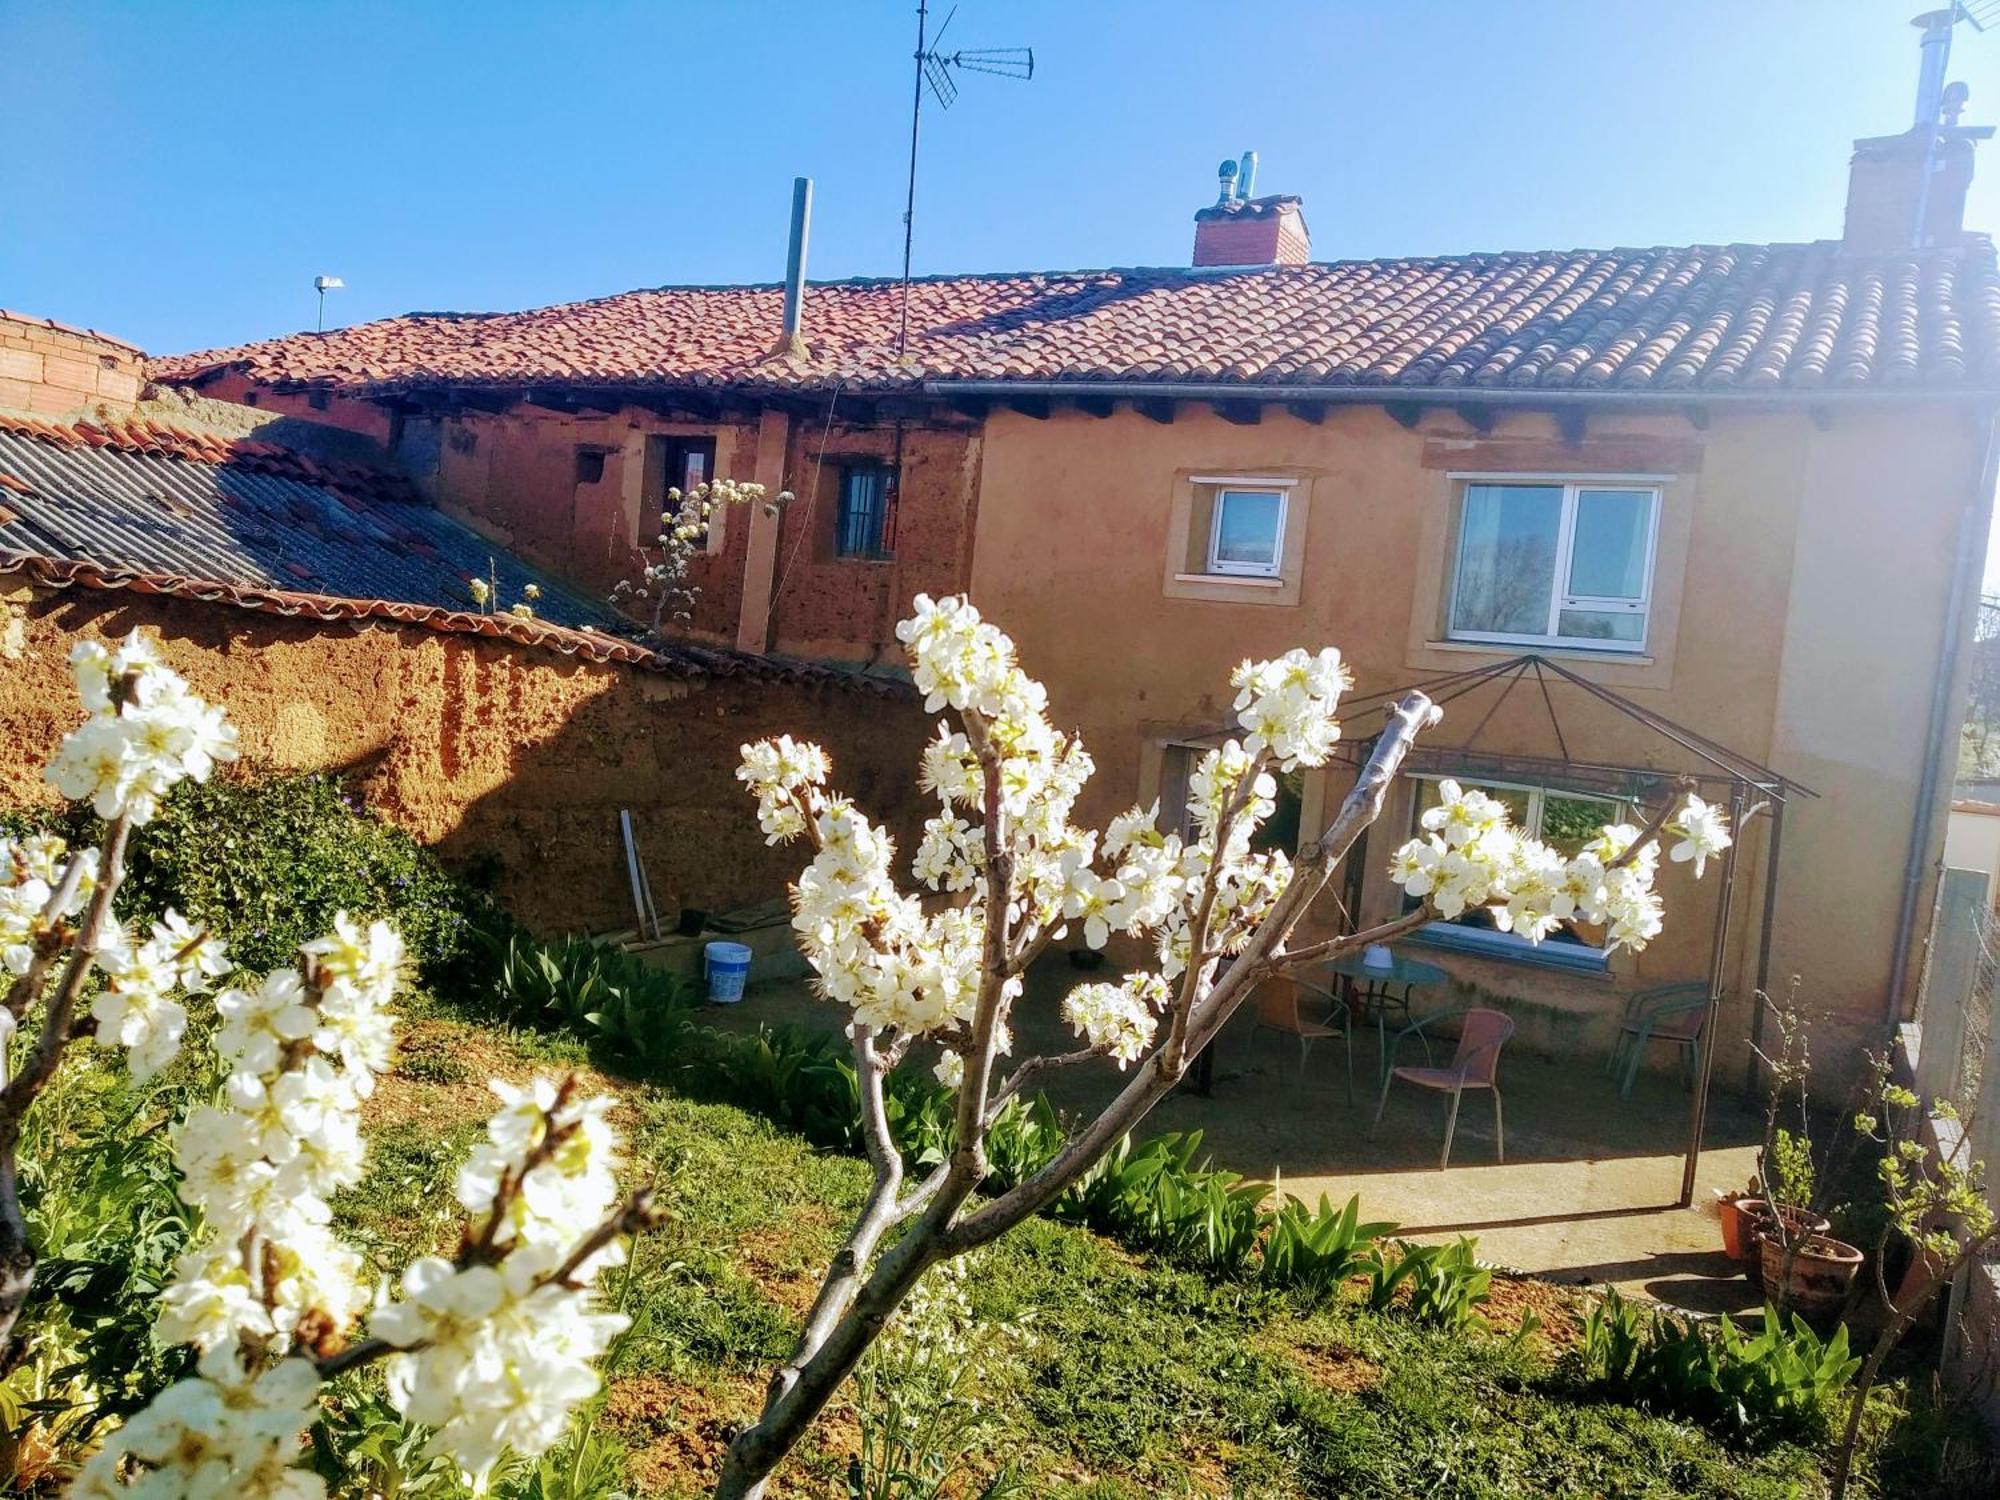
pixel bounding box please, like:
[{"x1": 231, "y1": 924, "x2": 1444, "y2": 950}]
[
  {"x1": 172, "y1": 384, "x2": 985, "y2": 665},
  {"x1": 0, "y1": 582, "x2": 930, "y2": 935}
]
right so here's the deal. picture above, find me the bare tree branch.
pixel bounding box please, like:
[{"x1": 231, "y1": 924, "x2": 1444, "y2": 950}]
[{"x1": 1269, "y1": 903, "x2": 1437, "y2": 972}]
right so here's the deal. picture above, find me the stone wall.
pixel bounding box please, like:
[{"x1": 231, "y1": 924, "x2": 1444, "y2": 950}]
[{"x1": 0, "y1": 580, "x2": 930, "y2": 933}]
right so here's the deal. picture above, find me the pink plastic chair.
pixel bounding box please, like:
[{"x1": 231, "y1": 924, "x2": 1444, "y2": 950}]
[{"x1": 1369, "y1": 1007, "x2": 1515, "y2": 1169}]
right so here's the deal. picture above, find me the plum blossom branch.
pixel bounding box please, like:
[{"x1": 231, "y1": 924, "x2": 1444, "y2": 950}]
[{"x1": 719, "y1": 594, "x2": 1731, "y2": 1499}]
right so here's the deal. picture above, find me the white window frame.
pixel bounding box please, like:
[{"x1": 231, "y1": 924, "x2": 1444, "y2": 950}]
[
  {"x1": 1405, "y1": 772, "x2": 1629, "y2": 968},
  {"x1": 1445, "y1": 475, "x2": 1663, "y2": 654},
  {"x1": 1197, "y1": 475, "x2": 1294, "y2": 578}
]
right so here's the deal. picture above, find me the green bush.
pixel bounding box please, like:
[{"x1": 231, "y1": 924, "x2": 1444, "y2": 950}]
[
  {"x1": 5, "y1": 772, "x2": 511, "y2": 987},
  {"x1": 1577, "y1": 1288, "x2": 1860, "y2": 1444}
]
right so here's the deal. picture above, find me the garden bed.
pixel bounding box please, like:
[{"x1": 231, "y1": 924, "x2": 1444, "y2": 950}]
[{"x1": 345, "y1": 999, "x2": 1962, "y2": 1498}]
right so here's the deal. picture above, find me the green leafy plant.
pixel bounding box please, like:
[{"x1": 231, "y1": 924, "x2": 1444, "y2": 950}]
[
  {"x1": 1359, "y1": 1237, "x2": 1491, "y2": 1331},
  {"x1": 1766, "y1": 1127, "x2": 1816, "y2": 1213},
  {"x1": 1401, "y1": 1236, "x2": 1493, "y2": 1331},
  {"x1": 10, "y1": 1063, "x2": 193, "y2": 1452},
  {"x1": 1260, "y1": 1191, "x2": 1397, "y2": 1300},
  {"x1": 1578, "y1": 1288, "x2": 1858, "y2": 1444},
  {"x1": 982, "y1": 1094, "x2": 1066, "y2": 1191},
  {"x1": 492, "y1": 928, "x2": 697, "y2": 1055}
]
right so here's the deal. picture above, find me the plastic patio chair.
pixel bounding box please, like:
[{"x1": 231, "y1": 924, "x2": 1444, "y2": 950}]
[
  {"x1": 1250, "y1": 977, "x2": 1353, "y2": 1102},
  {"x1": 1369, "y1": 1007, "x2": 1515, "y2": 1169},
  {"x1": 1605, "y1": 981, "x2": 1710, "y2": 1097}
]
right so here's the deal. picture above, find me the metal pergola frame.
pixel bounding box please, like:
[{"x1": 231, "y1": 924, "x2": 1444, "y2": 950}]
[{"x1": 1273, "y1": 654, "x2": 1817, "y2": 1207}]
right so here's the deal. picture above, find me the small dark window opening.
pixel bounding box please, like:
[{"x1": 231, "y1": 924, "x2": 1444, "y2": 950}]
[
  {"x1": 651, "y1": 436, "x2": 716, "y2": 504},
  {"x1": 574, "y1": 448, "x2": 607, "y2": 485},
  {"x1": 834, "y1": 462, "x2": 897, "y2": 560},
  {"x1": 307, "y1": 389, "x2": 330, "y2": 412}
]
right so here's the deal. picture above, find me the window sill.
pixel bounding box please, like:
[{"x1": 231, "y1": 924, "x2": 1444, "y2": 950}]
[
  {"x1": 1423, "y1": 639, "x2": 1655, "y2": 667},
  {"x1": 833, "y1": 555, "x2": 897, "y2": 566},
  {"x1": 1175, "y1": 572, "x2": 1284, "y2": 589},
  {"x1": 1410, "y1": 922, "x2": 1612, "y2": 976}
]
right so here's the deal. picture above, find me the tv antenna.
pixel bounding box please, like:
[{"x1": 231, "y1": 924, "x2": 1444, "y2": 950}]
[{"x1": 896, "y1": 3, "x2": 1034, "y2": 357}]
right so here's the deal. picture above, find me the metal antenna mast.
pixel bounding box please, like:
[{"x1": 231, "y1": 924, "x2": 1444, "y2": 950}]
[
  {"x1": 896, "y1": 3, "x2": 1033, "y2": 358},
  {"x1": 1911, "y1": 5, "x2": 1996, "y2": 246}
]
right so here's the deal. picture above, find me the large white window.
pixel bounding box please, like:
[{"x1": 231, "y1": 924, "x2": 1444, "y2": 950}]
[
  {"x1": 1447, "y1": 479, "x2": 1661, "y2": 652},
  {"x1": 1203, "y1": 481, "x2": 1289, "y2": 577},
  {"x1": 1404, "y1": 774, "x2": 1628, "y2": 969}
]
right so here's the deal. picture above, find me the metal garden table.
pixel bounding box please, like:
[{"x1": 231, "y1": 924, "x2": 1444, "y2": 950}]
[{"x1": 1325, "y1": 949, "x2": 1449, "y2": 1088}]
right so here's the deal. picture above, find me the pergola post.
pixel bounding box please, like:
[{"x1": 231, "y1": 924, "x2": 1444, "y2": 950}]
[
  {"x1": 1746, "y1": 798, "x2": 1785, "y2": 1094},
  {"x1": 1681, "y1": 782, "x2": 1749, "y2": 1207}
]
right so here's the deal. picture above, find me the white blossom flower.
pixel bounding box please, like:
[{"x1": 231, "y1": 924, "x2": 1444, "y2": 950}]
[
  {"x1": 45, "y1": 630, "x2": 237, "y2": 824},
  {"x1": 71, "y1": 1344, "x2": 324, "y2": 1498},
  {"x1": 1061, "y1": 973, "x2": 1166, "y2": 1068},
  {"x1": 1231, "y1": 647, "x2": 1350, "y2": 770},
  {"x1": 1666, "y1": 794, "x2": 1732, "y2": 878}
]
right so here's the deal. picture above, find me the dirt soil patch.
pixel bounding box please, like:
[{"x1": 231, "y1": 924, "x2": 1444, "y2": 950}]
[
  {"x1": 372, "y1": 1018, "x2": 630, "y2": 1132},
  {"x1": 1485, "y1": 1273, "x2": 1583, "y2": 1353},
  {"x1": 606, "y1": 1372, "x2": 860, "y2": 1498}
]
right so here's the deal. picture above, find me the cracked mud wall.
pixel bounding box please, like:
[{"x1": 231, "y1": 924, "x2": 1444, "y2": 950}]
[{"x1": 0, "y1": 584, "x2": 928, "y2": 933}]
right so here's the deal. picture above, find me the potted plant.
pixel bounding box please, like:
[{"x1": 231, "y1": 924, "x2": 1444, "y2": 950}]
[{"x1": 1743, "y1": 993, "x2": 1862, "y2": 1315}]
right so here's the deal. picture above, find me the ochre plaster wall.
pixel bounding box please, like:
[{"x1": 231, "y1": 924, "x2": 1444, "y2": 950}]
[
  {"x1": 0, "y1": 585, "x2": 929, "y2": 934},
  {"x1": 967, "y1": 400, "x2": 1988, "y2": 1077}
]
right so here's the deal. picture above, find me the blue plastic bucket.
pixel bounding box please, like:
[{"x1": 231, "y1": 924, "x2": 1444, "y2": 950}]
[{"x1": 704, "y1": 941, "x2": 753, "y2": 1004}]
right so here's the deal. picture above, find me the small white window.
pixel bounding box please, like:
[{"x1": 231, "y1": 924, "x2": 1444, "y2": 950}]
[
  {"x1": 1206, "y1": 486, "x2": 1287, "y2": 576},
  {"x1": 1447, "y1": 480, "x2": 1660, "y2": 652}
]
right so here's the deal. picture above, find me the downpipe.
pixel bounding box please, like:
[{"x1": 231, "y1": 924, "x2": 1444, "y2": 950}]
[{"x1": 1885, "y1": 405, "x2": 2000, "y2": 1022}]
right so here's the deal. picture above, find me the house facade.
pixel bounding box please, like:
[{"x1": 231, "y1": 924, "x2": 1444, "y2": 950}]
[{"x1": 153, "y1": 112, "x2": 2000, "y2": 1080}]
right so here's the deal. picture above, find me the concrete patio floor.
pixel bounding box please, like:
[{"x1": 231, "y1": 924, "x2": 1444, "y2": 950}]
[{"x1": 699, "y1": 954, "x2": 1766, "y2": 1315}]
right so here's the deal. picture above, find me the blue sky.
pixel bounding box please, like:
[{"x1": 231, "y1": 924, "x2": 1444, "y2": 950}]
[
  {"x1": 5, "y1": 0, "x2": 1975, "y2": 353},
  {"x1": 6, "y1": 0, "x2": 2000, "y2": 580}
]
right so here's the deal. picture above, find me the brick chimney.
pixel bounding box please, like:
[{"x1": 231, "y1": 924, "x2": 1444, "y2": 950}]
[
  {"x1": 1843, "y1": 122, "x2": 1988, "y2": 251},
  {"x1": 1842, "y1": 11, "x2": 1992, "y2": 252},
  {"x1": 1193, "y1": 152, "x2": 1310, "y2": 267}
]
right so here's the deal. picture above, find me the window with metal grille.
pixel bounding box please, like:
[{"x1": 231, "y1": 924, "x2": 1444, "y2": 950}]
[{"x1": 834, "y1": 463, "x2": 896, "y2": 559}]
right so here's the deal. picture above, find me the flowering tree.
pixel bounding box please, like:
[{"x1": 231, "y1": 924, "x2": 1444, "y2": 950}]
[
  {"x1": 612, "y1": 478, "x2": 784, "y2": 637},
  {"x1": 720, "y1": 594, "x2": 1728, "y2": 1496},
  {"x1": 0, "y1": 634, "x2": 659, "y2": 1493}
]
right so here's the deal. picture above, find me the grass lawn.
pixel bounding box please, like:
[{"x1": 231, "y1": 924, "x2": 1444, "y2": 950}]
[{"x1": 337, "y1": 999, "x2": 1982, "y2": 1500}]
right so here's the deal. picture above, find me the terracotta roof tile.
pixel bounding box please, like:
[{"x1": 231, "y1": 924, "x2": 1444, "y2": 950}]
[{"x1": 151, "y1": 242, "x2": 2000, "y2": 400}]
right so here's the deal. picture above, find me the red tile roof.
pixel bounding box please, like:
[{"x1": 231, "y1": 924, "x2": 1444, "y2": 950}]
[{"x1": 153, "y1": 241, "x2": 2000, "y2": 398}]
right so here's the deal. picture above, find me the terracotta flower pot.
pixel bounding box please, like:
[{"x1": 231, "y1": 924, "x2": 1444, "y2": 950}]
[
  {"x1": 1739, "y1": 1200, "x2": 1831, "y2": 1288},
  {"x1": 1757, "y1": 1232, "x2": 1863, "y2": 1321},
  {"x1": 1717, "y1": 1193, "x2": 1754, "y2": 1262}
]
